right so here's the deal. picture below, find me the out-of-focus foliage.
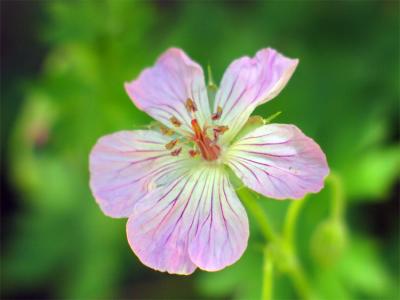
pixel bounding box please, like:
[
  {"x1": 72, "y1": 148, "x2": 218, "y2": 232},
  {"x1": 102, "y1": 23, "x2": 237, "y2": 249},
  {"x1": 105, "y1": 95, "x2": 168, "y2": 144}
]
[{"x1": 2, "y1": 0, "x2": 399, "y2": 299}]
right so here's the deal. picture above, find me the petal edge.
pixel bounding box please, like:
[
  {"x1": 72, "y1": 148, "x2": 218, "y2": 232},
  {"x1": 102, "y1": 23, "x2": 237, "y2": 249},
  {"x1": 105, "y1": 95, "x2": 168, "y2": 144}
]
[
  {"x1": 214, "y1": 48, "x2": 299, "y2": 144},
  {"x1": 225, "y1": 124, "x2": 329, "y2": 200},
  {"x1": 125, "y1": 48, "x2": 210, "y2": 133}
]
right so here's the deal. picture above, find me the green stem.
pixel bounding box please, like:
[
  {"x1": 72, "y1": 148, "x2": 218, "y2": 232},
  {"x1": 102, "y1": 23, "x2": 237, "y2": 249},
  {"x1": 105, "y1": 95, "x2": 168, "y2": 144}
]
[
  {"x1": 288, "y1": 264, "x2": 311, "y2": 300},
  {"x1": 283, "y1": 198, "x2": 312, "y2": 300},
  {"x1": 283, "y1": 197, "x2": 307, "y2": 246},
  {"x1": 238, "y1": 188, "x2": 312, "y2": 299},
  {"x1": 326, "y1": 171, "x2": 345, "y2": 221},
  {"x1": 262, "y1": 248, "x2": 274, "y2": 300},
  {"x1": 237, "y1": 188, "x2": 277, "y2": 242}
]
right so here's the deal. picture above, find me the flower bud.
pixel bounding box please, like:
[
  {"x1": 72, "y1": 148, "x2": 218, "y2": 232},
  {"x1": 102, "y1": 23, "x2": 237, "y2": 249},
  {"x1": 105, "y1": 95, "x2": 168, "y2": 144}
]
[{"x1": 310, "y1": 220, "x2": 347, "y2": 267}]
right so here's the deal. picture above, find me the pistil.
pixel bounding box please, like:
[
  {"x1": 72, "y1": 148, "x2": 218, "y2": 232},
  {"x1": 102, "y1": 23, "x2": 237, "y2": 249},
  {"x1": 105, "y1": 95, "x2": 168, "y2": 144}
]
[{"x1": 191, "y1": 119, "x2": 221, "y2": 161}]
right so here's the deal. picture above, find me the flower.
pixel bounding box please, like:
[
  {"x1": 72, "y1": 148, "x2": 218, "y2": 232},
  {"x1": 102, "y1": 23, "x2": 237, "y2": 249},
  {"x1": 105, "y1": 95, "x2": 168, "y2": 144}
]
[{"x1": 89, "y1": 48, "x2": 329, "y2": 275}]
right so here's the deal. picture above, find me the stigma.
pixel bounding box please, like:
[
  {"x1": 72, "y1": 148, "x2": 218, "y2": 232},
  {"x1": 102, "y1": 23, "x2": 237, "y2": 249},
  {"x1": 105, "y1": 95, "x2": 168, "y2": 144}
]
[{"x1": 190, "y1": 119, "x2": 221, "y2": 161}]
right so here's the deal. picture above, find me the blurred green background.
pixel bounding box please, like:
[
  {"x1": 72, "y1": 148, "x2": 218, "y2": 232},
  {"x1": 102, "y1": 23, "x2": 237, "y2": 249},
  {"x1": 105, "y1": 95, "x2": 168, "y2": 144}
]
[{"x1": 1, "y1": 1, "x2": 399, "y2": 299}]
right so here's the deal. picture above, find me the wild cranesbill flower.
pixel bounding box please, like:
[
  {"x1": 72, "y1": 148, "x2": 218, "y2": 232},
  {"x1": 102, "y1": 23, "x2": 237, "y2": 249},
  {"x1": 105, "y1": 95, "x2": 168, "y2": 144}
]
[{"x1": 89, "y1": 48, "x2": 329, "y2": 275}]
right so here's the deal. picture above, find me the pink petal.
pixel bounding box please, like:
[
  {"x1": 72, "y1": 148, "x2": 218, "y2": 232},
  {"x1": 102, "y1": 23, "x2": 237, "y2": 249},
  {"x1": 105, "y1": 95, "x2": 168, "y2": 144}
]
[
  {"x1": 126, "y1": 167, "x2": 249, "y2": 274},
  {"x1": 188, "y1": 169, "x2": 249, "y2": 271},
  {"x1": 226, "y1": 124, "x2": 329, "y2": 199},
  {"x1": 125, "y1": 48, "x2": 210, "y2": 133},
  {"x1": 89, "y1": 130, "x2": 192, "y2": 218},
  {"x1": 214, "y1": 48, "x2": 298, "y2": 144}
]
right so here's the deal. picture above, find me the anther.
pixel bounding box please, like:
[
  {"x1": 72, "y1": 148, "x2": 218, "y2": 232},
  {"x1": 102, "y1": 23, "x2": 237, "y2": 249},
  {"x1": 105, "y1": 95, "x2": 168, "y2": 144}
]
[
  {"x1": 213, "y1": 125, "x2": 229, "y2": 140},
  {"x1": 165, "y1": 139, "x2": 178, "y2": 150},
  {"x1": 185, "y1": 98, "x2": 197, "y2": 113},
  {"x1": 214, "y1": 125, "x2": 229, "y2": 134},
  {"x1": 160, "y1": 125, "x2": 174, "y2": 136},
  {"x1": 169, "y1": 116, "x2": 182, "y2": 127},
  {"x1": 211, "y1": 106, "x2": 223, "y2": 120},
  {"x1": 188, "y1": 149, "x2": 199, "y2": 157},
  {"x1": 171, "y1": 147, "x2": 182, "y2": 156}
]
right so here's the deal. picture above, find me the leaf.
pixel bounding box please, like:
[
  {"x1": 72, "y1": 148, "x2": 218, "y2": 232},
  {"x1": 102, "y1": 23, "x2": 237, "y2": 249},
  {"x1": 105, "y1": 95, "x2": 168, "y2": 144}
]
[
  {"x1": 338, "y1": 237, "x2": 395, "y2": 298},
  {"x1": 344, "y1": 146, "x2": 400, "y2": 201}
]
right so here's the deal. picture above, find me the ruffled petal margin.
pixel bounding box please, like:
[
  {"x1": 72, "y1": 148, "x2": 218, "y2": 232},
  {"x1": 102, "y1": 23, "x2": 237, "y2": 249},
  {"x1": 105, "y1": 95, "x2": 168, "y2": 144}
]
[
  {"x1": 225, "y1": 124, "x2": 329, "y2": 199},
  {"x1": 126, "y1": 166, "x2": 249, "y2": 274},
  {"x1": 125, "y1": 48, "x2": 210, "y2": 134},
  {"x1": 89, "y1": 130, "x2": 192, "y2": 218},
  {"x1": 214, "y1": 48, "x2": 298, "y2": 144}
]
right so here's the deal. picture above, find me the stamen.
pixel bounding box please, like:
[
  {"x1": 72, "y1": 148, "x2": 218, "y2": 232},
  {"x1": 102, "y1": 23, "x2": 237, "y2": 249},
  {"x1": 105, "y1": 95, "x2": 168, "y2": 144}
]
[
  {"x1": 211, "y1": 106, "x2": 223, "y2": 120},
  {"x1": 213, "y1": 125, "x2": 229, "y2": 140},
  {"x1": 188, "y1": 149, "x2": 199, "y2": 157},
  {"x1": 169, "y1": 116, "x2": 182, "y2": 127},
  {"x1": 171, "y1": 147, "x2": 182, "y2": 156},
  {"x1": 160, "y1": 125, "x2": 174, "y2": 136},
  {"x1": 165, "y1": 139, "x2": 178, "y2": 150},
  {"x1": 185, "y1": 98, "x2": 197, "y2": 113},
  {"x1": 215, "y1": 125, "x2": 229, "y2": 134}
]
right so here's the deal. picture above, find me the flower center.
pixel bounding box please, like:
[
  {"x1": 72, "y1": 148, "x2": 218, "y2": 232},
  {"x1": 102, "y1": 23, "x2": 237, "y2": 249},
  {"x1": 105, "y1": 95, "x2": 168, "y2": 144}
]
[
  {"x1": 191, "y1": 119, "x2": 221, "y2": 161},
  {"x1": 163, "y1": 99, "x2": 228, "y2": 161}
]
